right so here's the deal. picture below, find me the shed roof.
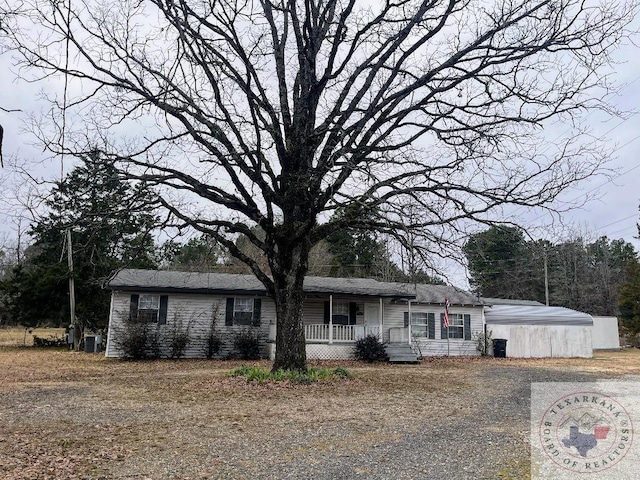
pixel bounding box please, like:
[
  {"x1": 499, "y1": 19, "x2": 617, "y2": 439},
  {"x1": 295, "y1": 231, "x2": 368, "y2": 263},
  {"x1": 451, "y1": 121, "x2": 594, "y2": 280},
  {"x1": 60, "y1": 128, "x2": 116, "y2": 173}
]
[
  {"x1": 107, "y1": 269, "x2": 483, "y2": 305},
  {"x1": 484, "y1": 304, "x2": 593, "y2": 326}
]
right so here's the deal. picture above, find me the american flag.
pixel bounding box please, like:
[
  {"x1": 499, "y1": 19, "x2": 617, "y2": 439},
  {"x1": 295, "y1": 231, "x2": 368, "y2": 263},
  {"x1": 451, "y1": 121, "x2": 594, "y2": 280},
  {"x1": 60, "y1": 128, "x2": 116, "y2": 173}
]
[{"x1": 443, "y1": 297, "x2": 450, "y2": 329}]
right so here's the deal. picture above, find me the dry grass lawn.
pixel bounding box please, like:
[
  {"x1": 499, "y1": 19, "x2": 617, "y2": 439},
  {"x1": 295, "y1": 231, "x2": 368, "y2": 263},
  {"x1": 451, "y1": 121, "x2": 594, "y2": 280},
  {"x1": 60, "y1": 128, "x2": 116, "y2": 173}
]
[{"x1": 1, "y1": 348, "x2": 639, "y2": 479}]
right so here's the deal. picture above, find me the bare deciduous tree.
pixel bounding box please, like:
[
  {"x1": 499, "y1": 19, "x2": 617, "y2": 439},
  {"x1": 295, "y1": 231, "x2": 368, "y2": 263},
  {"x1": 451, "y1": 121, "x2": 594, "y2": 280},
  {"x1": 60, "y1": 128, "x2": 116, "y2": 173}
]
[{"x1": 4, "y1": 0, "x2": 636, "y2": 370}]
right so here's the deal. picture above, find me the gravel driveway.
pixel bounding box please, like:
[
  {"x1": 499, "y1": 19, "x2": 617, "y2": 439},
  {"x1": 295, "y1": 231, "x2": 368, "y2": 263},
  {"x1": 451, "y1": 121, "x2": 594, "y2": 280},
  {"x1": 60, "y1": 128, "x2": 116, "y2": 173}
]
[{"x1": 251, "y1": 367, "x2": 609, "y2": 480}]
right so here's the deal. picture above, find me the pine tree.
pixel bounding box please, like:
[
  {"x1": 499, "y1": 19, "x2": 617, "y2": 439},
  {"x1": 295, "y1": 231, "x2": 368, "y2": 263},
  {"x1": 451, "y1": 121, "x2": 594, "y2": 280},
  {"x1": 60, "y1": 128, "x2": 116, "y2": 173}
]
[{"x1": 1, "y1": 154, "x2": 159, "y2": 328}]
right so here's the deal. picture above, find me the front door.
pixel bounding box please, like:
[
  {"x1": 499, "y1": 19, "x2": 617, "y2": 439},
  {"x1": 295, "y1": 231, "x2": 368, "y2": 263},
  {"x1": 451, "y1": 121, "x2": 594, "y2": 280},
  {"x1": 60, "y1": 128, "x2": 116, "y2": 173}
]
[
  {"x1": 364, "y1": 304, "x2": 382, "y2": 341},
  {"x1": 364, "y1": 304, "x2": 380, "y2": 326}
]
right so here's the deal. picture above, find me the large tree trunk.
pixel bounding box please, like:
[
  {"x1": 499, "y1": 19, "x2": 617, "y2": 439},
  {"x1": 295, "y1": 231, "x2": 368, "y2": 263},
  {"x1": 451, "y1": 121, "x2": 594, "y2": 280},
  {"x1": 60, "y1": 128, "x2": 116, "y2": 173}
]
[{"x1": 271, "y1": 238, "x2": 310, "y2": 372}]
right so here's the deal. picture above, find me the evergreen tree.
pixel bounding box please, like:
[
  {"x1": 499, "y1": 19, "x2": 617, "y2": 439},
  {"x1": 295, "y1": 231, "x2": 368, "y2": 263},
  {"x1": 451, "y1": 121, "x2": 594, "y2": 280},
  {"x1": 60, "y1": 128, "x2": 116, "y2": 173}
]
[
  {"x1": 162, "y1": 235, "x2": 226, "y2": 272},
  {"x1": 0, "y1": 154, "x2": 159, "y2": 328},
  {"x1": 619, "y1": 258, "x2": 640, "y2": 335},
  {"x1": 463, "y1": 225, "x2": 531, "y2": 299},
  {"x1": 464, "y1": 225, "x2": 636, "y2": 313}
]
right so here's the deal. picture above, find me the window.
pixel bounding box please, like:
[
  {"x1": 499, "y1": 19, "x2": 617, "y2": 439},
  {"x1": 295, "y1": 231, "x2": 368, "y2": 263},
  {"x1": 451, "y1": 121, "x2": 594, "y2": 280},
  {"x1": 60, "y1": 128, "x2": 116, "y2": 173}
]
[
  {"x1": 323, "y1": 301, "x2": 356, "y2": 325},
  {"x1": 129, "y1": 294, "x2": 168, "y2": 324},
  {"x1": 333, "y1": 302, "x2": 350, "y2": 325},
  {"x1": 225, "y1": 297, "x2": 261, "y2": 326},
  {"x1": 411, "y1": 312, "x2": 435, "y2": 338},
  {"x1": 404, "y1": 311, "x2": 435, "y2": 339},
  {"x1": 234, "y1": 298, "x2": 254, "y2": 325},
  {"x1": 440, "y1": 313, "x2": 471, "y2": 340},
  {"x1": 447, "y1": 314, "x2": 464, "y2": 339}
]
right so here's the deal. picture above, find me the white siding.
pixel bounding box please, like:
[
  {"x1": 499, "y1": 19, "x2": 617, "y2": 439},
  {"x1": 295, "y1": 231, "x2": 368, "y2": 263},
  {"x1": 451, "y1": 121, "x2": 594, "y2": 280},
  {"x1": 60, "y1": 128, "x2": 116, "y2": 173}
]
[
  {"x1": 488, "y1": 324, "x2": 593, "y2": 358},
  {"x1": 106, "y1": 291, "x2": 485, "y2": 359},
  {"x1": 302, "y1": 299, "x2": 325, "y2": 324},
  {"x1": 106, "y1": 291, "x2": 274, "y2": 358},
  {"x1": 384, "y1": 303, "x2": 484, "y2": 357},
  {"x1": 592, "y1": 316, "x2": 620, "y2": 350},
  {"x1": 405, "y1": 305, "x2": 483, "y2": 357}
]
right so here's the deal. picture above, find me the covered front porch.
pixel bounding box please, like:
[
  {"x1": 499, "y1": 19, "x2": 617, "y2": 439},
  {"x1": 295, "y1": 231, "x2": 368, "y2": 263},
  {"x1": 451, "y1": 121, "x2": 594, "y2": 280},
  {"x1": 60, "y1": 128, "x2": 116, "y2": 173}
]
[
  {"x1": 306, "y1": 295, "x2": 385, "y2": 344},
  {"x1": 267, "y1": 296, "x2": 389, "y2": 345}
]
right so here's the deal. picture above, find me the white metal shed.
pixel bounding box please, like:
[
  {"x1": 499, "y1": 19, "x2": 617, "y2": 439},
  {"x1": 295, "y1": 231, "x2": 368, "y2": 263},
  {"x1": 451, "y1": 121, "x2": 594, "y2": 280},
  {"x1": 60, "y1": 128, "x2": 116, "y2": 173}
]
[
  {"x1": 591, "y1": 316, "x2": 620, "y2": 350},
  {"x1": 484, "y1": 304, "x2": 593, "y2": 358}
]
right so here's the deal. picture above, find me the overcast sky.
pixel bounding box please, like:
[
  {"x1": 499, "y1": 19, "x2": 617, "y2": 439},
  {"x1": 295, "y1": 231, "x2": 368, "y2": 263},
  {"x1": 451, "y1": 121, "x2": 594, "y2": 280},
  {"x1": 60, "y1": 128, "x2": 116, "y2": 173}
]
[{"x1": 1, "y1": 5, "x2": 639, "y2": 288}]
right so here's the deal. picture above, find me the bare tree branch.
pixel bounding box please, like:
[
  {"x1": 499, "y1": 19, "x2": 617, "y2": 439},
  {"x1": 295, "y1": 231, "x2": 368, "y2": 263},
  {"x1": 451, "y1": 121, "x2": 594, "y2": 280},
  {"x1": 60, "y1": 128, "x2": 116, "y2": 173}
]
[{"x1": 4, "y1": 0, "x2": 637, "y2": 370}]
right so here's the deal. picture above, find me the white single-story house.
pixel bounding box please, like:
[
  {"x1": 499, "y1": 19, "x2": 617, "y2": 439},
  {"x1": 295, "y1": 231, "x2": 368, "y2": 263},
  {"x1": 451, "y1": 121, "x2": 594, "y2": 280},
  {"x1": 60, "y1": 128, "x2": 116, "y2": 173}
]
[
  {"x1": 104, "y1": 269, "x2": 484, "y2": 360},
  {"x1": 483, "y1": 300, "x2": 594, "y2": 358}
]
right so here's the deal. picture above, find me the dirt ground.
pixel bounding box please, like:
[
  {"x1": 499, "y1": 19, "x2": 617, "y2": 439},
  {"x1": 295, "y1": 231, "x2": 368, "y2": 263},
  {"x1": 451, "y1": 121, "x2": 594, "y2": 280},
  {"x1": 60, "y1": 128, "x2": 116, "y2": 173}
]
[{"x1": 0, "y1": 348, "x2": 639, "y2": 479}]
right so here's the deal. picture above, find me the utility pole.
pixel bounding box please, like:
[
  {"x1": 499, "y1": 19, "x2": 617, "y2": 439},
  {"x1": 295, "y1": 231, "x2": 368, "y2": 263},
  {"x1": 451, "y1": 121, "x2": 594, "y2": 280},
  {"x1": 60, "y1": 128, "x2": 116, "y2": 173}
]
[
  {"x1": 544, "y1": 248, "x2": 550, "y2": 306},
  {"x1": 66, "y1": 228, "x2": 78, "y2": 349}
]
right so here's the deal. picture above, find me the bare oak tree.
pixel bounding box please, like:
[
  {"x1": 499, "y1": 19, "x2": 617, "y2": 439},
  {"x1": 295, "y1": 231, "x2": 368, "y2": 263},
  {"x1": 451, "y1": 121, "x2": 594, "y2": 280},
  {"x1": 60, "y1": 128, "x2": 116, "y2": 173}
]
[{"x1": 4, "y1": 0, "x2": 636, "y2": 370}]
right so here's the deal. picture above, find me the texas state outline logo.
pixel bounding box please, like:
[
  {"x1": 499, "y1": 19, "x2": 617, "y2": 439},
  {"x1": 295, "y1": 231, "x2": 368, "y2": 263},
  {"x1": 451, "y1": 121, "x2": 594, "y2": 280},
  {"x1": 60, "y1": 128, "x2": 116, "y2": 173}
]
[{"x1": 537, "y1": 390, "x2": 633, "y2": 474}]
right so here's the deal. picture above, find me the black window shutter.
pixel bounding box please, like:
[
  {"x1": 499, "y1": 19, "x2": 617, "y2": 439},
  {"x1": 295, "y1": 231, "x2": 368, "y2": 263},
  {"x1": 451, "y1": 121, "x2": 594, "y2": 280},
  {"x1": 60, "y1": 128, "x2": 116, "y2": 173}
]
[
  {"x1": 349, "y1": 302, "x2": 357, "y2": 325},
  {"x1": 158, "y1": 295, "x2": 168, "y2": 325},
  {"x1": 464, "y1": 314, "x2": 471, "y2": 340},
  {"x1": 428, "y1": 313, "x2": 435, "y2": 339},
  {"x1": 323, "y1": 301, "x2": 330, "y2": 324},
  {"x1": 252, "y1": 298, "x2": 262, "y2": 326},
  {"x1": 440, "y1": 313, "x2": 447, "y2": 340},
  {"x1": 225, "y1": 298, "x2": 235, "y2": 326},
  {"x1": 404, "y1": 312, "x2": 409, "y2": 328},
  {"x1": 129, "y1": 294, "x2": 139, "y2": 322}
]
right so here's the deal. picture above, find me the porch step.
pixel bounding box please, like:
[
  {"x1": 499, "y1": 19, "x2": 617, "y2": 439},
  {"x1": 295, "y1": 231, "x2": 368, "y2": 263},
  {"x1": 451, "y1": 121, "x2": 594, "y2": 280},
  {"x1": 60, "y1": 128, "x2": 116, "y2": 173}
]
[{"x1": 385, "y1": 343, "x2": 420, "y2": 363}]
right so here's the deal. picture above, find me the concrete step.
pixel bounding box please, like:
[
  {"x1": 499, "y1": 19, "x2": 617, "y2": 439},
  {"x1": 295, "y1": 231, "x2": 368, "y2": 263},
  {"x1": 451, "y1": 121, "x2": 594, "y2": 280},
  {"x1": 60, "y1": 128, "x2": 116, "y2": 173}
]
[{"x1": 384, "y1": 343, "x2": 420, "y2": 363}]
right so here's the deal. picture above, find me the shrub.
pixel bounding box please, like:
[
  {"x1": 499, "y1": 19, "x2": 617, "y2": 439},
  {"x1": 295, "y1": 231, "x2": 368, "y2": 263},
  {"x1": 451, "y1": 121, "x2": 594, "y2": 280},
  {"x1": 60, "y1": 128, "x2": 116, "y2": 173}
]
[
  {"x1": 116, "y1": 321, "x2": 161, "y2": 360},
  {"x1": 169, "y1": 318, "x2": 191, "y2": 359},
  {"x1": 204, "y1": 331, "x2": 223, "y2": 359},
  {"x1": 204, "y1": 300, "x2": 224, "y2": 359},
  {"x1": 473, "y1": 329, "x2": 493, "y2": 356},
  {"x1": 118, "y1": 323, "x2": 149, "y2": 359},
  {"x1": 354, "y1": 334, "x2": 388, "y2": 362},
  {"x1": 170, "y1": 331, "x2": 190, "y2": 359},
  {"x1": 32, "y1": 335, "x2": 66, "y2": 348},
  {"x1": 233, "y1": 328, "x2": 262, "y2": 360}
]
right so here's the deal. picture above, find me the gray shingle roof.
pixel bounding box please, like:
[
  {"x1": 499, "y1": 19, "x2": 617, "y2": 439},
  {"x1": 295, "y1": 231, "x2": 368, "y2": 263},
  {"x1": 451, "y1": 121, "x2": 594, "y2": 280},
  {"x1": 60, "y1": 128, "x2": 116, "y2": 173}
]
[
  {"x1": 107, "y1": 269, "x2": 482, "y2": 305},
  {"x1": 108, "y1": 269, "x2": 266, "y2": 295},
  {"x1": 411, "y1": 284, "x2": 483, "y2": 306},
  {"x1": 482, "y1": 297, "x2": 545, "y2": 306}
]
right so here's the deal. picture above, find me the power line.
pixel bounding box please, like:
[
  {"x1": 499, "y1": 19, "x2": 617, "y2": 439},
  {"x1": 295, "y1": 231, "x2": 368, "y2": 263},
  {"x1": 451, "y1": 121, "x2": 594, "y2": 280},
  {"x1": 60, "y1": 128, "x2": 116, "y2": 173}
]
[{"x1": 595, "y1": 213, "x2": 639, "y2": 231}]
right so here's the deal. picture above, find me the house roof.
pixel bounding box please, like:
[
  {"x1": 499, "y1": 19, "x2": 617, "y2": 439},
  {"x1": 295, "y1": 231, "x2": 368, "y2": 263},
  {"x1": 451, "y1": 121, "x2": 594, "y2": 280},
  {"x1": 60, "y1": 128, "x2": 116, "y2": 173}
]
[
  {"x1": 410, "y1": 284, "x2": 483, "y2": 306},
  {"x1": 108, "y1": 269, "x2": 412, "y2": 298},
  {"x1": 107, "y1": 269, "x2": 483, "y2": 305},
  {"x1": 484, "y1": 304, "x2": 593, "y2": 326}
]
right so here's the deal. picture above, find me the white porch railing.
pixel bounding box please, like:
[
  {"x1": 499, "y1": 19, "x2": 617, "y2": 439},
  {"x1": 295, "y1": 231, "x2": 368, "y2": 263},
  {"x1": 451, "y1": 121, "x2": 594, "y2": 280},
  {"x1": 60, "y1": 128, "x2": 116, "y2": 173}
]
[{"x1": 304, "y1": 324, "x2": 380, "y2": 343}]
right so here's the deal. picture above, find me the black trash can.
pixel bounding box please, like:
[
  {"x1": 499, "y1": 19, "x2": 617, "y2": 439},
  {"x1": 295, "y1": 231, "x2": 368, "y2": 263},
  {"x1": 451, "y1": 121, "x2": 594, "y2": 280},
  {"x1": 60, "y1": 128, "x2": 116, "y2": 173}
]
[{"x1": 492, "y1": 338, "x2": 508, "y2": 358}]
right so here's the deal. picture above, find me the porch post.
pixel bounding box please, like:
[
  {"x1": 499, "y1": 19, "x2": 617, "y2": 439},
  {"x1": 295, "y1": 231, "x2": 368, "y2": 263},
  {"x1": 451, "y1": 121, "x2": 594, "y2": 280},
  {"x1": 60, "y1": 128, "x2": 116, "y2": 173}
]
[
  {"x1": 379, "y1": 298, "x2": 383, "y2": 341},
  {"x1": 407, "y1": 300, "x2": 412, "y2": 345},
  {"x1": 329, "y1": 294, "x2": 333, "y2": 344}
]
